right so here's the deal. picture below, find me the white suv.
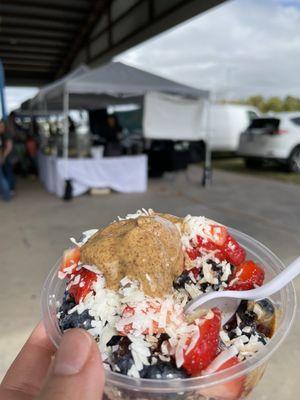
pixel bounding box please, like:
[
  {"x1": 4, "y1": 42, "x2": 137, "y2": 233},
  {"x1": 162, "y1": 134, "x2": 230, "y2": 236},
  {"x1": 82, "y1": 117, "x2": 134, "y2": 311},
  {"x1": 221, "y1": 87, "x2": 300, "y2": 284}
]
[{"x1": 238, "y1": 113, "x2": 300, "y2": 172}]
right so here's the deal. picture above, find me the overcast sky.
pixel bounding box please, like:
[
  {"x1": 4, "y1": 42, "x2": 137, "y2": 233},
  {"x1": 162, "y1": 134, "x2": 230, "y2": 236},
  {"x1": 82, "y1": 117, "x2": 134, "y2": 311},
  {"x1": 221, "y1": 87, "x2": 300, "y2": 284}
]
[
  {"x1": 118, "y1": 0, "x2": 300, "y2": 99},
  {"x1": 4, "y1": 0, "x2": 300, "y2": 111}
]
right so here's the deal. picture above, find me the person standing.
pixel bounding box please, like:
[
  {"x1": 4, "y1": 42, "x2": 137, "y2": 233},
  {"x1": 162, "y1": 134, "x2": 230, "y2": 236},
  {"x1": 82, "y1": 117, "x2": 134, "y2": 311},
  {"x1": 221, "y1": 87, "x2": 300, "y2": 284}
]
[
  {"x1": 103, "y1": 115, "x2": 123, "y2": 157},
  {"x1": 0, "y1": 119, "x2": 14, "y2": 201}
]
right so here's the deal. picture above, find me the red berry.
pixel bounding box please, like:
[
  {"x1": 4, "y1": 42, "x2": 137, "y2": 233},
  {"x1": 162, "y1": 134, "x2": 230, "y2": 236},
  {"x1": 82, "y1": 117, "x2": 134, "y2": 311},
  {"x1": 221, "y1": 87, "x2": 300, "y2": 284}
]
[
  {"x1": 206, "y1": 224, "x2": 228, "y2": 246},
  {"x1": 201, "y1": 352, "x2": 245, "y2": 400},
  {"x1": 60, "y1": 247, "x2": 80, "y2": 275},
  {"x1": 183, "y1": 308, "x2": 221, "y2": 375},
  {"x1": 187, "y1": 247, "x2": 200, "y2": 260},
  {"x1": 229, "y1": 260, "x2": 265, "y2": 291},
  {"x1": 69, "y1": 268, "x2": 97, "y2": 303},
  {"x1": 223, "y1": 235, "x2": 246, "y2": 266}
]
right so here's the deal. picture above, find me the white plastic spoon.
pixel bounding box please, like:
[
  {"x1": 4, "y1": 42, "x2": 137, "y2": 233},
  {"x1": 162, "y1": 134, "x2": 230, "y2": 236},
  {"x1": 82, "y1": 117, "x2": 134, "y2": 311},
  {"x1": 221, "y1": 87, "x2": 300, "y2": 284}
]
[{"x1": 184, "y1": 256, "x2": 300, "y2": 323}]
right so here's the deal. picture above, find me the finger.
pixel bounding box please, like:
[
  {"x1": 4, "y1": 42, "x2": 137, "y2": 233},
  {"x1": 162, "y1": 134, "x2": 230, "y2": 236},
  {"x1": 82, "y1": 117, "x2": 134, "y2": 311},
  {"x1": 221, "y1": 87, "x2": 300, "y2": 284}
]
[
  {"x1": 0, "y1": 322, "x2": 56, "y2": 400},
  {"x1": 37, "y1": 329, "x2": 104, "y2": 400}
]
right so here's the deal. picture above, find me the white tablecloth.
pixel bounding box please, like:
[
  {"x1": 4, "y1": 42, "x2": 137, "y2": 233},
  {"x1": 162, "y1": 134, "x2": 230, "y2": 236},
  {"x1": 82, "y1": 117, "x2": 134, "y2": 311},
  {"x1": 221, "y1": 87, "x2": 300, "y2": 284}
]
[{"x1": 38, "y1": 153, "x2": 148, "y2": 197}]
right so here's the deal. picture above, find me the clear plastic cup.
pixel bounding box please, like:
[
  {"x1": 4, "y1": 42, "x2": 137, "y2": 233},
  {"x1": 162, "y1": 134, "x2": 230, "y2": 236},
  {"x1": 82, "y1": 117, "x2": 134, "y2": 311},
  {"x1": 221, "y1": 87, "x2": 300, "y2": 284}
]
[{"x1": 41, "y1": 228, "x2": 296, "y2": 400}]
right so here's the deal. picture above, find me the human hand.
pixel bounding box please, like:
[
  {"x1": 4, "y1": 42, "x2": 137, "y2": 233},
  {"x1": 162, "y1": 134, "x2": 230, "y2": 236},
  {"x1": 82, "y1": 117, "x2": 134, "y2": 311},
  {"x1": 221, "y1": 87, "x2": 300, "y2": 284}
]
[{"x1": 0, "y1": 322, "x2": 105, "y2": 400}]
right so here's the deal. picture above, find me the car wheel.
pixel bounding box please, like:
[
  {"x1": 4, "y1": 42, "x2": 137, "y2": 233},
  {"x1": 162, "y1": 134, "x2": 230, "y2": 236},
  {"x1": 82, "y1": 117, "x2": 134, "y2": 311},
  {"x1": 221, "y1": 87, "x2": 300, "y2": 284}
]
[
  {"x1": 244, "y1": 158, "x2": 263, "y2": 169},
  {"x1": 288, "y1": 146, "x2": 300, "y2": 173}
]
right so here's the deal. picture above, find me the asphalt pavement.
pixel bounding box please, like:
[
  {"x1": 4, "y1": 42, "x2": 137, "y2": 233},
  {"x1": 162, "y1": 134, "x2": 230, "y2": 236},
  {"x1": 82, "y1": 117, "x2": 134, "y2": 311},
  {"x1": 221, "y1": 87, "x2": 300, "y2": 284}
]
[{"x1": 1, "y1": 166, "x2": 299, "y2": 399}]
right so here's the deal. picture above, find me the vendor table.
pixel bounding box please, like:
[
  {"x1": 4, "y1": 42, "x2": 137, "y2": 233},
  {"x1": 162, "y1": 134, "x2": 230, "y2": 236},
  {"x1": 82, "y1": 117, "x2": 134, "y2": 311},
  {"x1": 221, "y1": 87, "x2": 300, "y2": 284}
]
[{"x1": 38, "y1": 152, "x2": 148, "y2": 197}]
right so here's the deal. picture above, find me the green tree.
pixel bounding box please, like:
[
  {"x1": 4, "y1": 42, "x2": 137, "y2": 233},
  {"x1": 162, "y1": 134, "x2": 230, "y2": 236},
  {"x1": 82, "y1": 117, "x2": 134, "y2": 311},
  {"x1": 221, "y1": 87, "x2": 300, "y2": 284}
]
[
  {"x1": 264, "y1": 97, "x2": 282, "y2": 113},
  {"x1": 283, "y1": 96, "x2": 300, "y2": 111},
  {"x1": 229, "y1": 95, "x2": 300, "y2": 113}
]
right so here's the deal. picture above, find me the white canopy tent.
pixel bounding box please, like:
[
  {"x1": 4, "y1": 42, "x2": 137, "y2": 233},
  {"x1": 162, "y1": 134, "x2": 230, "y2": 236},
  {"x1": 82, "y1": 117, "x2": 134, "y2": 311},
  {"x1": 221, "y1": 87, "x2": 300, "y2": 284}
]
[{"x1": 26, "y1": 61, "x2": 212, "y2": 191}]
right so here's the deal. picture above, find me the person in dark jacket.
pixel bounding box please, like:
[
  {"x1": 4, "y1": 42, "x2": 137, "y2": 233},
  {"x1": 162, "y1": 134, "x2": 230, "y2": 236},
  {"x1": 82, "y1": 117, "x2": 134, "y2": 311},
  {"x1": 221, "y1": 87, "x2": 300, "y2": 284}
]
[
  {"x1": 0, "y1": 120, "x2": 14, "y2": 200},
  {"x1": 103, "y1": 115, "x2": 123, "y2": 157}
]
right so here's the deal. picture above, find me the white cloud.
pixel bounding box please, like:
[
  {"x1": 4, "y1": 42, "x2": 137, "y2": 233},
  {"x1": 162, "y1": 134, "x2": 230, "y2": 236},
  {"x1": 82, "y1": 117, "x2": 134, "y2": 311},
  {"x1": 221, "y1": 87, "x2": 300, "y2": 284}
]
[
  {"x1": 4, "y1": 87, "x2": 38, "y2": 113},
  {"x1": 118, "y1": 0, "x2": 300, "y2": 99}
]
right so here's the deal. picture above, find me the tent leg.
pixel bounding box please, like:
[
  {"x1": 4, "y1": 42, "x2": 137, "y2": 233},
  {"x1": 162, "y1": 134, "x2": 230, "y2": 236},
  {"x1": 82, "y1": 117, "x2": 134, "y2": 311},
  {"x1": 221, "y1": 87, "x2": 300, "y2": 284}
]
[
  {"x1": 62, "y1": 90, "x2": 73, "y2": 201},
  {"x1": 202, "y1": 95, "x2": 213, "y2": 187}
]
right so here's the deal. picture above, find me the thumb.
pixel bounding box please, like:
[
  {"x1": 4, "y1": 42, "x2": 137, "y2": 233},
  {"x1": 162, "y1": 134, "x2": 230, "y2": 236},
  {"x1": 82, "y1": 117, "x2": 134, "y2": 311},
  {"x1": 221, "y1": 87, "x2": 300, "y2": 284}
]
[{"x1": 38, "y1": 329, "x2": 105, "y2": 400}]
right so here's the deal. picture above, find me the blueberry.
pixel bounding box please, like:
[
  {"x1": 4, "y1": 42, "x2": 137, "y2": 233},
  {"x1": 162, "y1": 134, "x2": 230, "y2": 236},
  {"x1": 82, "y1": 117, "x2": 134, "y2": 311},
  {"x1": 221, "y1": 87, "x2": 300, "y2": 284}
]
[
  {"x1": 256, "y1": 332, "x2": 268, "y2": 345},
  {"x1": 141, "y1": 360, "x2": 189, "y2": 379},
  {"x1": 207, "y1": 259, "x2": 218, "y2": 268},
  {"x1": 107, "y1": 335, "x2": 123, "y2": 347},
  {"x1": 59, "y1": 291, "x2": 76, "y2": 314},
  {"x1": 199, "y1": 282, "x2": 210, "y2": 292},
  {"x1": 256, "y1": 299, "x2": 275, "y2": 316},
  {"x1": 110, "y1": 337, "x2": 134, "y2": 375},
  {"x1": 240, "y1": 310, "x2": 257, "y2": 327},
  {"x1": 173, "y1": 270, "x2": 192, "y2": 290},
  {"x1": 59, "y1": 309, "x2": 94, "y2": 331},
  {"x1": 156, "y1": 333, "x2": 170, "y2": 349},
  {"x1": 228, "y1": 330, "x2": 238, "y2": 340}
]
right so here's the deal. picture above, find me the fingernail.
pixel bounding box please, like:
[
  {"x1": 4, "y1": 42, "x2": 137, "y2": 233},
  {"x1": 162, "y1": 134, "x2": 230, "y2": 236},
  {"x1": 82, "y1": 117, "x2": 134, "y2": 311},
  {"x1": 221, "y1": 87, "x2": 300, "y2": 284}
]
[{"x1": 54, "y1": 329, "x2": 92, "y2": 375}]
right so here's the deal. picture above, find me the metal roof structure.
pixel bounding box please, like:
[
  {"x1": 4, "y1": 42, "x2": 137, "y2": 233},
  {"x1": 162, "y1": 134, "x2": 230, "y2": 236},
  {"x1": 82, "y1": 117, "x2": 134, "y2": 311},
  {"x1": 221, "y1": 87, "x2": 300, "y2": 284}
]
[{"x1": 0, "y1": 0, "x2": 227, "y2": 86}]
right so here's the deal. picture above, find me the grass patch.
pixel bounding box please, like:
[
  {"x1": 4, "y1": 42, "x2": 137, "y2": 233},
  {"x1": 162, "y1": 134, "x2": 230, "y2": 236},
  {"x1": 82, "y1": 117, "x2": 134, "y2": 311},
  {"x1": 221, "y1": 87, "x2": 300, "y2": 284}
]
[{"x1": 212, "y1": 157, "x2": 300, "y2": 185}]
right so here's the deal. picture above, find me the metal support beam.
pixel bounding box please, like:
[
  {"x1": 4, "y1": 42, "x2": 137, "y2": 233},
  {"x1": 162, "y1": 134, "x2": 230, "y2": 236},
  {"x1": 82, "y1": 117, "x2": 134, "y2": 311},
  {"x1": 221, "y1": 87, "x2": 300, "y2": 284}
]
[
  {"x1": 1, "y1": 15, "x2": 77, "y2": 31},
  {"x1": 4, "y1": 65, "x2": 56, "y2": 72},
  {"x1": 0, "y1": 27, "x2": 73, "y2": 40},
  {"x1": 5, "y1": 71, "x2": 54, "y2": 86},
  {"x1": 0, "y1": 52, "x2": 58, "y2": 62},
  {"x1": 0, "y1": 45, "x2": 64, "y2": 55},
  {"x1": 0, "y1": 4, "x2": 84, "y2": 23},
  {"x1": 89, "y1": 0, "x2": 226, "y2": 67},
  {"x1": 107, "y1": 2, "x2": 113, "y2": 47},
  {"x1": 91, "y1": 0, "x2": 145, "y2": 43},
  {"x1": 0, "y1": 0, "x2": 90, "y2": 13},
  {"x1": 0, "y1": 37, "x2": 67, "y2": 48},
  {"x1": 57, "y1": 0, "x2": 112, "y2": 77},
  {"x1": 148, "y1": 0, "x2": 155, "y2": 22}
]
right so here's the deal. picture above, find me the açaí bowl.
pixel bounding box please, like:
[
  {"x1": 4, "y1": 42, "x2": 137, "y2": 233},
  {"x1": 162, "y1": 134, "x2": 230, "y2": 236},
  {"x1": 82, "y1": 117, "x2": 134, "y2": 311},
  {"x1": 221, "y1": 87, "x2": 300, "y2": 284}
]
[{"x1": 41, "y1": 227, "x2": 296, "y2": 400}]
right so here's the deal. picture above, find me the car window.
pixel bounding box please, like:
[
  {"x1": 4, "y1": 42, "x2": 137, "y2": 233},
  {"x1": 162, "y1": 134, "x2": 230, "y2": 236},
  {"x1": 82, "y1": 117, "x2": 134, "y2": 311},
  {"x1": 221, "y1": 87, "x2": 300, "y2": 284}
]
[
  {"x1": 290, "y1": 117, "x2": 300, "y2": 126},
  {"x1": 247, "y1": 111, "x2": 259, "y2": 122},
  {"x1": 248, "y1": 118, "x2": 280, "y2": 130}
]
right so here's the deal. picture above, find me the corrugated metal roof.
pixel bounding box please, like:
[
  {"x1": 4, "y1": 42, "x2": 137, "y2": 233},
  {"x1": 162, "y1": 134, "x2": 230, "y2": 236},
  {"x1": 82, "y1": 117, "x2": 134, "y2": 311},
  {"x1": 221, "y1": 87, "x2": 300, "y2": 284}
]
[
  {"x1": 0, "y1": 0, "x2": 97, "y2": 85},
  {"x1": 0, "y1": 0, "x2": 227, "y2": 86}
]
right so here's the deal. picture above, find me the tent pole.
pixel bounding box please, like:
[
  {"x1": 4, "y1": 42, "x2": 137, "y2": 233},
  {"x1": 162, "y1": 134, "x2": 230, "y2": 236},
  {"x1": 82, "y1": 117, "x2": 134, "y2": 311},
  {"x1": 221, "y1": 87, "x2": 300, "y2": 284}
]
[
  {"x1": 63, "y1": 90, "x2": 69, "y2": 160},
  {"x1": 202, "y1": 92, "x2": 213, "y2": 187},
  {"x1": 63, "y1": 90, "x2": 72, "y2": 200}
]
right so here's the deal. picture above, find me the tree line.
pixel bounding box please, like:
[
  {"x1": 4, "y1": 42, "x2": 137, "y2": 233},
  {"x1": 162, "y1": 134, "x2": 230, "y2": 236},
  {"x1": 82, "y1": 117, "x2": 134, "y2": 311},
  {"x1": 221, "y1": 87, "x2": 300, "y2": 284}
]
[{"x1": 227, "y1": 95, "x2": 300, "y2": 113}]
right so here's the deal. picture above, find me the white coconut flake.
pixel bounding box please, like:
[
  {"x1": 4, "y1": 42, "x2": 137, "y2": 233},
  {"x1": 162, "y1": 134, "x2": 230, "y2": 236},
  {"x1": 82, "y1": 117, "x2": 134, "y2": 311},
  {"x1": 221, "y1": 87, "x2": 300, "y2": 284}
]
[
  {"x1": 184, "y1": 283, "x2": 201, "y2": 299},
  {"x1": 118, "y1": 209, "x2": 153, "y2": 221},
  {"x1": 220, "y1": 330, "x2": 231, "y2": 345},
  {"x1": 70, "y1": 229, "x2": 98, "y2": 247},
  {"x1": 127, "y1": 364, "x2": 140, "y2": 378},
  {"x1": 221, "y1": 261, "x2": 232, "y2": 282},
  {"x1": 202, "y1": 261, "x2": 219, "y2": 285}
]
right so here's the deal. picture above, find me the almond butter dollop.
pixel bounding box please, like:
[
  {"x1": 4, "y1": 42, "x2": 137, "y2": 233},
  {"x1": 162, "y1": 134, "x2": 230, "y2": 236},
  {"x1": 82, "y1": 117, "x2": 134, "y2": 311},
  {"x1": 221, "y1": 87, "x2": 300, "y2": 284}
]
[{"x1": 81, "y1": 214, "x2": 184, "y2": 297}]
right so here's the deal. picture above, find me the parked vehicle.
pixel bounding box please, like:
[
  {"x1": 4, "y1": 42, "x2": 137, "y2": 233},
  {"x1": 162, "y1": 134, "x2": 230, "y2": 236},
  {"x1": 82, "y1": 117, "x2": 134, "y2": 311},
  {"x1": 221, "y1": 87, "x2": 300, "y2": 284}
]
[
  {"x1": 238, "y1": 113, "x2": 300, "y2": 172},
  {"x1": 207, "y1": 104, "x2": 259, "y2": 152}
]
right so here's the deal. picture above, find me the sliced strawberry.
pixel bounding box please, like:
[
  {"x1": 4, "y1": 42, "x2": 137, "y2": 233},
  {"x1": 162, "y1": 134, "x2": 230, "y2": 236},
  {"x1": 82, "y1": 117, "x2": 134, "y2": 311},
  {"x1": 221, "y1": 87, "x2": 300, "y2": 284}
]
[
  {"x1": 229, "y1": 260, "x2": 265, "y2": 291},
  {"x1": 183, "y1": 308, "x2": 221, "y2": 375},
  {"x1": 222, "y1": 235, "x2": 246, "y2": 266},
  {"x1": 60, "y1": 247, "x2": 80, "y2": 275},
  {"x1": 190, "y1": 267, "x2": 200, "y2": 278},
  {"x1": 195, "y1": 233, "x2": 245, "y2": 267},
  {"x1": 205, "y1": 224, "x2": 228, "y2": 247},
  {"x1": 69, "y1": 267, "x2": 97, "y2": 303},
  {"x1": 187, "y1": 247, "x2": 200, "y2": 260},
  {"x1": 196, "y1": 236, "x2": 227, "y2": 262},
  {"x1": 200, "y1": 352, "x2": 245, "y2": 400}
]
